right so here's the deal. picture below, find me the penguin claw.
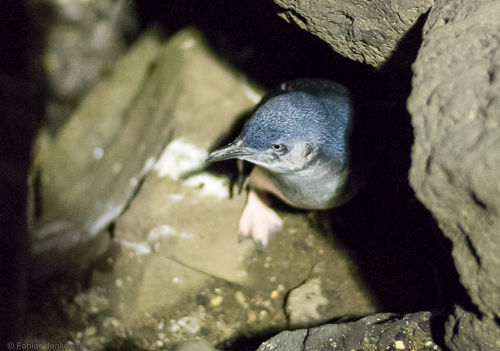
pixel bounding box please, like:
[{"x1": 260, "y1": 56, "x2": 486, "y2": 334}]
[
  {"x1": 237, "y1": 232, "x2": 264, "y2": 253},
  {"x1": 253, "y1": 240, "x2": 265, "y2": 253},
  {"x1": 237, "y1": 232, "x2": 248, "y2": 243}
]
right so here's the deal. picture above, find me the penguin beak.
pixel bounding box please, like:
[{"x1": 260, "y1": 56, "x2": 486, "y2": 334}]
[{"x1": 206, "y1": 139, "x2": 254, "y2": 163}]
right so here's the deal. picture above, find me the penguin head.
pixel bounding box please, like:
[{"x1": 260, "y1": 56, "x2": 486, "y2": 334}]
[{"x1": 207, "y1": 82, "x2": 352, "y2": 174}]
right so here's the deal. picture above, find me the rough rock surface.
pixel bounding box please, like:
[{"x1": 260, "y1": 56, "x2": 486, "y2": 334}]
[
  {"x1": 407, "y1": 0, "x2": 500, "y2": 349},
  {"x1": 29, "y1": 0, "x2": 137, "y2": 131},
  {"x1": 257, "y1": 312, "x2": 440, "y2": 351},
  {"x1": 273, "y1": 0, "x2": 433, "y2": 67},
  {"x1": 33, "y1": 31, "x2": 163, "y2": 280}
]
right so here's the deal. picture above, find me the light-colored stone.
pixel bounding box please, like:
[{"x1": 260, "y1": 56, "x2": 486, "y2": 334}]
[
  {"x1": 286, "y1": 277, "x2": 329, "y2": 327},
  {"x1": 112, "y1": 28, "x2": 261, "y2": 287},
  {"x1": 32, "y1": 31, "x2": 163, "y2": 279}
]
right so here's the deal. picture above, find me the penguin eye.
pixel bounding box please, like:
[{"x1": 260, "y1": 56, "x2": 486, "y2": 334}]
[{"x1": 271, "y1": 144, "x2": 286, "y2": 152}]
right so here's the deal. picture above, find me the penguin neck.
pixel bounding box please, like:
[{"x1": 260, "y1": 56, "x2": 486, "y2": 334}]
[{"x1": 262, "y1": 159, "x2": 347, "y2": 209}]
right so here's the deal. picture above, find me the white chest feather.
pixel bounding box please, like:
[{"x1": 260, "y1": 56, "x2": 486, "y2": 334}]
[{"x1": 248, "y1": 165, "x2": 347, "y2": 210}]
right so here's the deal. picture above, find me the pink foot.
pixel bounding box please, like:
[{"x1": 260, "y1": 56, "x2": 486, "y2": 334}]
[{"x1": 239, "y1": 189, "x2": 283, "y2": 249}]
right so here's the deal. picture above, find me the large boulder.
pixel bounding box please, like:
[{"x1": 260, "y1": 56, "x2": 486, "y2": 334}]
[
  {"x1": 273, "y1": 0, "x2": 432, "y2": 67},
  {"x1": 408, "y1": 0, "x2": 500, "y2": 349}
]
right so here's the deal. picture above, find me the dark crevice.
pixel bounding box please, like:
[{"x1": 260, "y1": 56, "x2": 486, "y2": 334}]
[
  {"x1": 0, "y1": 0, "x2": 45, "y2": 344},
  {"x1": 107, "y1": 221, "x2": 116, "y2": 239},
  {"x1": 134, "y1": 0, "x2": 374, "y2": 91},
  {"x1": 283, "y1": 8, "x2": 309, "y2": 28},
  {"x1": 425, "y1": 155, "x2": 433, "y2": 174},
  {"x1": 456, "y1": 224, "x2": 481, "y2": 267},
  {"x1": 487, "y1": 68, "x2": 495, "y2": 83},
  {"x1": 463, "y1": 229, "x2": 482, "y2": 267},
  {"x1": 301, "y1": 328, "x2": 310, "y2": 350},
  {"x1": 281, "y1": 263, "x2": 318, "y2": 328},
  {"x1": 452, "y1": 314, "x2": 461, "y2": 335},
  {"x1": 470, "y1": 190, "x2": 488, "y2": 210},
  {"x1": 219, "y1": 331, "x2": 280, "y2": 351},
  {"x1": 31, "y1": 163, "x2": 43, "y2": 221},
  {"x1": 282, "y1": 278, "x2": 308, "y2": 326}
]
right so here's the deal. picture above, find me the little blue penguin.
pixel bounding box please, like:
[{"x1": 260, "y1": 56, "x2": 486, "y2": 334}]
[{"x1": 206, "y1": 79, "x2": 362, "y2": 249}]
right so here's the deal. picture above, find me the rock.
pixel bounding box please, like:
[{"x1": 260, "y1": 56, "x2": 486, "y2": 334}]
[
  {"x1": 257, "y1": 311, "x2": 440, "y2": 351},
  {"x1": 32, "y1": 31, "x2": 164, "y2": 279},
  {"x1": 28, "y1": 0, "x2": 137, "y2": 131},
  {"x1": 273, "y1": 0, "x2": 432, "y2": 67},
  {"x1": 285, "y1": 260, "x2": 375, "y2": 328},
  {"x1": 106, "y1": 28, "x2": 261, "y2": 310},
  {"x1": 286, "y1": 277, "x2": 329, "y2": 327},
  {"x1": 407, "y1": 0, "x2": 500, "y2": 349},
  {"x1": 445, "y1": 306, "x2": 500, "y2": 351}
]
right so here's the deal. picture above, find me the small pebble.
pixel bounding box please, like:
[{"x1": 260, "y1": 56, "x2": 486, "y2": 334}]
[
  {"x1": 247, "y1": 311, "x2": 257, "y2": 323},
  {"x1": 395, "y1": 340, "x2": 405, "y2": 349},
  {"x1": 258, "y1": 310, "x2": 268, "y2": 320},
  {"x1": 210, "y1": 295, "x2": 223, "y2": 307},
  {"x1": 85, "y1": 326, "x2": 96, "y2": 336},
  {"x1": 235, "y1": 291, "x2": 248, "y2": 308},
  {"x1": 93, "y1": 147, "x2": 104, "y2": 159}
]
